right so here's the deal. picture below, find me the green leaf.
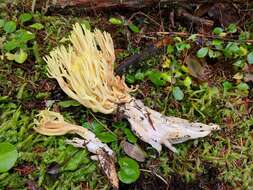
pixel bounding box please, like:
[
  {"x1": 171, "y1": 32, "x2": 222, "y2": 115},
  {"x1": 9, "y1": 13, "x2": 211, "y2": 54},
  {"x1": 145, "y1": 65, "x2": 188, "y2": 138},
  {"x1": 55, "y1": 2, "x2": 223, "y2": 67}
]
[
  {"x1": 167, "y1": 45, "x2": 174, "y2": 54},
  {"x1": 126, "y1": 74, "x2": 135, "y2": 84},
  {"x1": 196, "y1": 47, "x2": 209, "y2": 58},
  {"x1": 213, "y1": 27, "x2": 223, "y2": 35},
  {"x1": 211, "y1": 39, "x2": 223, "y2": 50},
  {"x1": 97, "y1": 132, "x2": 117, "y2": 143},
  {"x1": 223, "y1": 42, "x2": 240, "y2": 57},
  {"x1": 176, "y1": 42, "x2": 191, "y2": 52},
  {"x1": 0, "y1": 19, "x2": 5, "y2": 27},
  {"x1": 17, "y1": 83, "x2": 27, "y2": 99},
  {"x1": 15, "y1": 30, "x2": 35, "y2": 43},
  {"x1": 135, "y1": 72, "x2": 144, "y2": 80},
  {"x1": 29, "y1": 23, "x2": 44, "y2": 30},
  {"x1": 112, "y1": 121, "x2": 127, "y2": 129},
  {"x1": 64, "y1": 150, "x2": 88, "y2": 171},
  {"x1": 80, "y1": 20, "x2": 91, "y2": 30},
  {"x1": 58, "y1": 100, "x2": 81, "y2": 108},
  {"x1": 14, "y1": 49, "x2": 28, "y2": 64},
  {"x1": 233, "y1": 60, "x2": 245, "y2": 68},
  {"x1": 4, "y1": 21, "x2": 16, "y2": 33},
  {"x1": 188, "y1": 34, "x2": 197, "y2": 41},
  {"x1": 109, "y1": 17, "x2": 123, "y2": 25},
  {"x1": 239, "y1": 31, "x2": 250, "y2": 41},
  {"x1": 82, "y1": 120, "x2": 105, "y2": 134},
  {"x1": 222, "y1": 81, "x2": 233, "y2": 91},
  {"x1": 0, "y1": 142, "x2": 18, "y2": 173},
  {"x1": 118, "y1": 157, "x2": 140, "y2": 184},
  {"x1": 237, "y1": 83, "x2": 249, "y2": 91},
  {"x1": 3, "y1": 40, "x2": 19, "y2": 51},
  {"x1": 239, "y1": 46, "x2": 248, "y2": 56},
  {"x1": 123, "y1": 128, "x2": 137, "y2": 144},
  {"x1": 183, "y1": 76, "x2": 192, "y2": 88},
  {"x1": 128, "y1": 24, "x2": 140, "y2": 33},
  {"x1": 247, "y1": 52, "x2": 253, "y2": 64},
  {"x1": 173, "y1": 86, "x2": 184, "y2": 101},
  {"x1": 208, "y1": 49, "x2": 221, "y2": 58},
  {"x1": 19, "y1": 13, "x2": 32, "y2": 23},
  {"x1": 226, "y1": 24, "x2": 237, "y2": 33},
  {"x1": 147, "y1": 71, "x2": 169, "y2": 86}
]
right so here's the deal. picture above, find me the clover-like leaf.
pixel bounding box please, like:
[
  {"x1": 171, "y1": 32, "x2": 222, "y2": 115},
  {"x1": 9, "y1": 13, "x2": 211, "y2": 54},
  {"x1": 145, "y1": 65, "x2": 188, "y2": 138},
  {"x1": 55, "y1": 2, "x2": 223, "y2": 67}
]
[
  {"x1": 0, "y1": 142, "x2": 18, "y2": 173},
  {"x1": 4, "y1": 21, "x2": 16, "y2": 33},
  {"x1": 128, "y1": 24, "x2": 140, "y2": 33},
  {"x1": 14, "y1": 49, "x2": 28, "y2": 64},
  {"x1": 173, "y1": 86, "x2": 184, "y2": 101},
  {"x1": 19, "y1": 13, "x2": 32, "y2": 24},
  {"x1": 197, "y1": 47, "x2": 209, "y2": 58},
  {"x1": 118, "y1": 157, "x2": 140, "y2": 184},
  {"x1": 247, "y1": 52, "x2": 253, "y2": 64},
  {"x1": 29, "y1": 23, "x2": 44, "y2": 30},
  {"x1": 109, "y1": 17, "x2": 123, "y2": 25},
  {"x1": 97, "y1": 132, "x2": 117, "y2": 143},
  {"x1": 147, "y1": 71, "x2": 170, "y2": 86}
]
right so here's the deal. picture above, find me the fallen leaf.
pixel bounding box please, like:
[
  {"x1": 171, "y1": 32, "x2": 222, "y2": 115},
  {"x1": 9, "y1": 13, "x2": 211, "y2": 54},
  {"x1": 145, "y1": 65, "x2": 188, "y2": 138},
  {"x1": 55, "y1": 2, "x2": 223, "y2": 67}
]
[
  {"x1": 122, "y1": 141, "x2": 146, "y2": 162},
  {"x1": 244, "y1": 74, "x2": 253, "y2": 82},
  {"x1": 186, "y1": 55, "x2": 205, "y2": 80}
]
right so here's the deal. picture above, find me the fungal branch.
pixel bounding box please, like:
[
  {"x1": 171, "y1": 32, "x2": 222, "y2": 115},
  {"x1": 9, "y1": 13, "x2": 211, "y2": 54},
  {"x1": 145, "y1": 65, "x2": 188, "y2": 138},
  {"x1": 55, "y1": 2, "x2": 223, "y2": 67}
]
[
  {"x1": 44, "y1": 23, "x2": 132, "y2": 114},
  {"x1": 34, "y1": 110, "x2": 118, "y2": 189},
  {"x1": 34, "y1": 23, "x2": 219, "y2": 189}
]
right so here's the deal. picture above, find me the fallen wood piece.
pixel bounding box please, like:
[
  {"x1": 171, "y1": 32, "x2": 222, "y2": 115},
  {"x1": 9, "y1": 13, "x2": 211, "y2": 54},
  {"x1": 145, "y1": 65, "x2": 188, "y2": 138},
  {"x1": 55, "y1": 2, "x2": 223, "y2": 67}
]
[
  {"x1": 22, "y1": 0, "x2": 250, "y2": 12},
  {"x1": 177, "y1": 7, "x2": 214, "y2": 26},
  {"x1": 115, "y1": 36, "x2": 172, "y2": 75}
]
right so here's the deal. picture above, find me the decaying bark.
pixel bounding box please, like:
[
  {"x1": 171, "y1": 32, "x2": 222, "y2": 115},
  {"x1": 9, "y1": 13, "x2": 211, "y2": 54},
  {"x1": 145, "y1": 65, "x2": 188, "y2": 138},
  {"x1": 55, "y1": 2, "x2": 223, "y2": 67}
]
[
  {"x1": 115, "y1": 36, "x2": 173, "y2": 75},
  {"x1": 21, "y1": 0, "x2": 250, "y2": 12}
]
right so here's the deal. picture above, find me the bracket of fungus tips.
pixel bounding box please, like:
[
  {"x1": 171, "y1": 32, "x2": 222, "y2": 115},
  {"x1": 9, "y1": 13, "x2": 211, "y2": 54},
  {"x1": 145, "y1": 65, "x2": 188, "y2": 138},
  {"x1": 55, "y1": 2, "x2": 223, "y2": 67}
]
[{"x1": 36, "y1": 23, "x2": 220, "y2": 188}]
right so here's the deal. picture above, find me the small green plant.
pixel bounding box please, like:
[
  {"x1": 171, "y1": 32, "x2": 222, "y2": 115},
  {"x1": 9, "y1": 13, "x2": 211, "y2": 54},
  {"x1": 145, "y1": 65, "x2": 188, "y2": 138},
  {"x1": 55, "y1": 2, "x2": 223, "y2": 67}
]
[
  {"x1": 0, "y1": 142, "x2": 18, "y2": 173},
  {"x1": 109, "y1": 17, "x2": 140, "y2": 33},
  {"x1": 118, "y1": 157, "x2": 140, "y2": 184},
  {"x1": 0, "y1": 13, "x2": 44, "y2": 64}
]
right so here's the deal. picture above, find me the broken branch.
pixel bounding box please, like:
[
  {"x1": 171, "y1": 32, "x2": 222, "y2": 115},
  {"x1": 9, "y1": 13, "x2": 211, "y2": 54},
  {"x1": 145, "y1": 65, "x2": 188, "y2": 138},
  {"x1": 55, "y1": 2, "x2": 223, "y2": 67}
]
[{"x1": 115, "y1": 36, "x2": 173, "y2": 75}]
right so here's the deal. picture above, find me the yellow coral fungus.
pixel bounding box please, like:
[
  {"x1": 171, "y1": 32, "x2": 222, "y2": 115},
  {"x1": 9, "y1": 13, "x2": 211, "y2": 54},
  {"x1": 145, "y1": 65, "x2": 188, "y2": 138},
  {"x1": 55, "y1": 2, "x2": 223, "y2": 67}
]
[{"x1": 44, "y1": 24, "x2": 131, "y2": 114}]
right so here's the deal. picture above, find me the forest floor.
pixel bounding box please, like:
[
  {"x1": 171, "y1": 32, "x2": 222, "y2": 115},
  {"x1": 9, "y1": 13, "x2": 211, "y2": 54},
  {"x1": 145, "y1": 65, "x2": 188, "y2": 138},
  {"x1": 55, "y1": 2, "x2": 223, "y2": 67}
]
[{"x1": 0, "y1": 1, "x2": 253, "y2": 190}]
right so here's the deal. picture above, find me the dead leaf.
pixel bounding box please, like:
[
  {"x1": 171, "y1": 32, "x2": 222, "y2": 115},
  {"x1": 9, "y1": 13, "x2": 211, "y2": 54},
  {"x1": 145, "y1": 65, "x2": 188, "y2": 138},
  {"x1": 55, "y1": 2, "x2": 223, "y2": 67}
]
[
  {"x1": 186, "y1": 55, "x2": 206, "y2": 80},
  {"x1": 244, "y1": 74, "x2": 253, "y2": 82},
  {"x1": 122, "y1": 141, "x2": 146, "y2": 162}
]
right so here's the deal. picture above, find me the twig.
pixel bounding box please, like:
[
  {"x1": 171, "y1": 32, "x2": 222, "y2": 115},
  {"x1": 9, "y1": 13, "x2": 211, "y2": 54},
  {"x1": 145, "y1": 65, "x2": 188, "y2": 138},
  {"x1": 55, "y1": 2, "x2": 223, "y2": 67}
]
[
  {"x1": 115, "y1": 36, "x2": 173, "y2": 75},
  {"x1": 177, "y1": 8, "x2": 214, "y2": 26},
  {"x1": 140, "y1": 169, "x2": 168, "y2": 185},
  {"x1": 128, "y1": 11, "x2": 161, "y2": 27},
  {"x1": 31, "y1": 0, "x2": 36, "y2": 12},
  {"x1": 155, "y1": 31, "x2": 253, "y2": 43}
]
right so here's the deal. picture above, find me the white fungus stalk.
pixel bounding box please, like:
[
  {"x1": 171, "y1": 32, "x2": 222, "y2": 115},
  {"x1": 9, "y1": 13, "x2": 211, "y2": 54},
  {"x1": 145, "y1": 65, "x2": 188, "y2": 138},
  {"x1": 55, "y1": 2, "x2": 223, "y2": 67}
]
[
  {"x1": 120, "y1": 99, "x2": 219, "y2": 153},
  {"x1": 34, "y1": 110, "x2": 118, "y2": 189}
]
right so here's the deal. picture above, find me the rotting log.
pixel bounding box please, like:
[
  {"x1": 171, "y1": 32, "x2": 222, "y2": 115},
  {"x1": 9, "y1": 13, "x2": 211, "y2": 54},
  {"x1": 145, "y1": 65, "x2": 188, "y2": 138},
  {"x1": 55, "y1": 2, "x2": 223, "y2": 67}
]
[{"x1": 21, "y1": 0, "x2": 252, "y2": 12}]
